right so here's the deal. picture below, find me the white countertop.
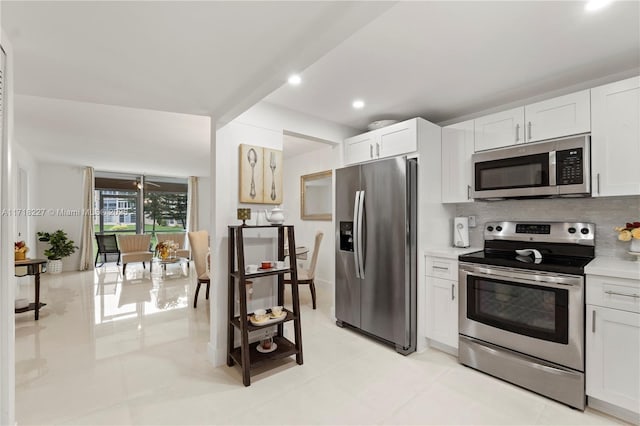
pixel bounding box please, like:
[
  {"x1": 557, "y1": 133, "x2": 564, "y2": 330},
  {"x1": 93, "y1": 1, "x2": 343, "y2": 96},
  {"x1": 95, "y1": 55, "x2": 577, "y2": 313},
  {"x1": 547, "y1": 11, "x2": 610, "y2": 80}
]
[
  {"x1": 585, "y1": 256, "x2": 640, "y2": 281},
  {"x1": 423, "y1": 247, "x2": 482, "y2": 260}
]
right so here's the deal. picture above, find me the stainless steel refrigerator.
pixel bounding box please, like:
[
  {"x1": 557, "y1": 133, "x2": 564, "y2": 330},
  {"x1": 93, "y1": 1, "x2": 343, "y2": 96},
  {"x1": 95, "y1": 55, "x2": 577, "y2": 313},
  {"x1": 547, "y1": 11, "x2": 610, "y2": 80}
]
[{"x1": 335, "y1": 156, "x2": 417, "y2": 354}]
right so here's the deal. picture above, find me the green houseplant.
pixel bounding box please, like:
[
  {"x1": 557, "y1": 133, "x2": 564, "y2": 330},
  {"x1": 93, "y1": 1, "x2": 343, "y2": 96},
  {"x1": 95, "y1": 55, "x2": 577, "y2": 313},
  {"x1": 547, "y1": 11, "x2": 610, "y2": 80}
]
[{"x1": 37, "y1": 230, "x2": 78, "y2": 274}]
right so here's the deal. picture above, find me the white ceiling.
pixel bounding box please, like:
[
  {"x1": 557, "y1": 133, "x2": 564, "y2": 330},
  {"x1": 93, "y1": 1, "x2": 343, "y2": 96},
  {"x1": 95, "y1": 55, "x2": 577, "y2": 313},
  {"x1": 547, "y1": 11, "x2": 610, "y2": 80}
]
[
  {"x1": 266, "y1": 1, "x2": 640, "y2": 130},
  {"x1": 2, "y1": 1, "x2": 391, "y2": 174},
  {"x1": 3, "y1": 1, "x2": 639, "y2": 174},
  {"x1": 14, "y1": 95, "x2": 211, "y2": 177}
]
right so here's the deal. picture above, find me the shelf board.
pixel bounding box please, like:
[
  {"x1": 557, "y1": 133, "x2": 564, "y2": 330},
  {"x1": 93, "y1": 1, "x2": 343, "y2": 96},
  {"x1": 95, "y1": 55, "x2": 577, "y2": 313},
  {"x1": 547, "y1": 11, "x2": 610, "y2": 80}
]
[
  {"x1": 231, "y1": 309, "x2": 295, "y2": 331},
  {"x1": 228, "y1": 225, "x2": 288, "y2": 229},
  {"x1": 229, "y1": 336, "x2": 298, "y2": 369},
  {"x1": 231, "y1": 268, "x2": 292, "y2": 279},
  {"x1": 14, "y1": 302, "x2": 46, "y2": 314}
]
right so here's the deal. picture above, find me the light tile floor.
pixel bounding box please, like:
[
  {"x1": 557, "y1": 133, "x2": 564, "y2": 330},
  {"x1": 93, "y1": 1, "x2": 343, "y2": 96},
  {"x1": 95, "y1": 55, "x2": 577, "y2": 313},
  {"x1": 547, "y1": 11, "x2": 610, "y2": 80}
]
[{"x1": 14, "y1": 263, "x2": 627, "y2": 425}]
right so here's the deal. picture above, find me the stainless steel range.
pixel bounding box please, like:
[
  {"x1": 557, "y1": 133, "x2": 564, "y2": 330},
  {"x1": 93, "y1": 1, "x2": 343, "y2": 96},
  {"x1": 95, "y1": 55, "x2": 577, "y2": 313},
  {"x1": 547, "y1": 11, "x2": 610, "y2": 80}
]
[{"x1": 458, "y1": 221, "x2": 595, "y2": 410}]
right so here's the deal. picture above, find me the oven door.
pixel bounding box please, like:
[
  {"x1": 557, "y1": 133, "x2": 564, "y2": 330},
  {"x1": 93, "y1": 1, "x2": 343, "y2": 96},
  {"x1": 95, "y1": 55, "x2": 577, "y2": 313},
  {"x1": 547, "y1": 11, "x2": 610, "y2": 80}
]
[{"x1": 459, "y1": 262, "x2": 584, "y2": 371}]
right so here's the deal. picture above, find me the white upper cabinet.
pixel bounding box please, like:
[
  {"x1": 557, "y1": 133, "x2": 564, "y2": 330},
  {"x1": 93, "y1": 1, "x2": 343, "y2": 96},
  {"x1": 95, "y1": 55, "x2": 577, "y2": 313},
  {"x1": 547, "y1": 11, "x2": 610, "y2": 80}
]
[
  {"x1": 524, "y1": 90, "x2": 591, "y2": 143},
  {"x1": 591, "y1": 76, "x2": 640, "y2": 197},
  {"x1": 378, "y1": 120, "x2": 417, "y2": 158},
  {"x1": 474, "y1": 107, "x2": 524, "y2": 151},
  {"x1": 474, "y1": 90, "x2": 591, "y2": 152},
  {"x1": 344, "y1": 118, "x2": 419, "y2": 165},
  {"x1": 442, "y1": 120, "x2": 474, "y2": 203},
  {"x1": 344, "y1": 132, "x2": 377, "y2": 165}
]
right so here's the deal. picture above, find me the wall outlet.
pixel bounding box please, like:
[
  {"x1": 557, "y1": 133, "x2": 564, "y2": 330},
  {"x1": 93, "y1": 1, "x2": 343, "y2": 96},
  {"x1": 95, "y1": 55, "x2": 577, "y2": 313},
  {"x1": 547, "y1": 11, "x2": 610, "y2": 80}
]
[{"x1": 468, "y1": 216, "x2": 477, "y2": 228}]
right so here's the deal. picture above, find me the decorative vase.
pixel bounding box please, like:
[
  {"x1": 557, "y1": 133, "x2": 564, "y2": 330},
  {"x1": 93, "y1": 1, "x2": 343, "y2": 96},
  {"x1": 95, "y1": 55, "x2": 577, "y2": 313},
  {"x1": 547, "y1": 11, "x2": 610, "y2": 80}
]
[
  {"x1": 631, "y1": 238, "x2": 640, "y2": 254},
  {"x1": 48, "y1": 259, "x2": 63, "y2": 274},
  {"x1": 15, "y1": 252, "x2": 26, "y2": 261}
]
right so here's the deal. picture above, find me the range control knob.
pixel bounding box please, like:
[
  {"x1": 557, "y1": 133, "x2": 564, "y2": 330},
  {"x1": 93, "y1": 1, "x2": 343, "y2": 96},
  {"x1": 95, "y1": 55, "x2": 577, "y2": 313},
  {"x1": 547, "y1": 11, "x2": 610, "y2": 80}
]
[
  {"x1": 568, "y1": 227, "x2": 577, "y2": 234},
  {"x1": 581, "y1": 228, "x2": 590, "y2": 235},
  {"x1": 487, "y1": 226, "x2": 494, "y2": 232},
  {"x1": 496, "y1": 226, "x2": 503, "y2": 232}
]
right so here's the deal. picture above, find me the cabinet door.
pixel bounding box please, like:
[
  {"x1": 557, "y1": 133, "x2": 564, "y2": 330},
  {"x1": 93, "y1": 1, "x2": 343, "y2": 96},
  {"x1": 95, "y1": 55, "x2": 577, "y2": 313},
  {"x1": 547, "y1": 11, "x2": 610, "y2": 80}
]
[
  {"x1": 591, "y1": 76, "x2": 640, "y2": 197},
  {"x1": 344, "y1": 132, "x2": 375, "y2": 165},
  {"x1": 474, "y1": 107, "x2": 524, "y2": 151},
  {"x1": 378, "y1": 119, "x2": 417, "y2": 159},
  {"x1": 442, "y1": 120, "x2": 474, "y2": 203},
  {"x1": 586, "y1": 305, "x2": 640, "y2": 414},
  {"x1": 524, "y1": 90, "x2": 591, "y2": 143},
  {"x1": 427, "y1": 276, "x2": 458, "y2": 349}
]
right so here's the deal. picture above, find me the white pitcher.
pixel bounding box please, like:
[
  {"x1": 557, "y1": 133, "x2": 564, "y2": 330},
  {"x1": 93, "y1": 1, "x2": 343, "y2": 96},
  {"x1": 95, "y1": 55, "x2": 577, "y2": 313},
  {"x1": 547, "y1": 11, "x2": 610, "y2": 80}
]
[{"x1": 264, "y1": 207, "x2": 285, "y2": 225}]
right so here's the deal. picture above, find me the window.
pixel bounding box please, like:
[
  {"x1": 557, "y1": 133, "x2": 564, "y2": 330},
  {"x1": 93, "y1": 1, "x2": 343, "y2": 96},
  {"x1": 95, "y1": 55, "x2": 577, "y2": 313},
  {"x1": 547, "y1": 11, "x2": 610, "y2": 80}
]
[{"x1": 94, "y1": 173, "x2": 188, "y2": 241}]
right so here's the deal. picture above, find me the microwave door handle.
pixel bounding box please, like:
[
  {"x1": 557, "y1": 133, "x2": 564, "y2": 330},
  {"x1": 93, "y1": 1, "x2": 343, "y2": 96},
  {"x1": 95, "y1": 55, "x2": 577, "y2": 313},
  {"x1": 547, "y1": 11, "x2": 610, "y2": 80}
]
[{"x1": 549, "y1": 151, "x2": 556, "y2": 186}]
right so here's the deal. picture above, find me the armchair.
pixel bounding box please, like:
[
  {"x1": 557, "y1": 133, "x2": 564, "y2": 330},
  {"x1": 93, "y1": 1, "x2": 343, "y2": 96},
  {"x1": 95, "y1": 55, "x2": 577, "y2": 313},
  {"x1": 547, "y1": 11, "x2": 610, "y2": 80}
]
[{"x1": 117, "y1": 234, "x2": 153, "y2": 274}]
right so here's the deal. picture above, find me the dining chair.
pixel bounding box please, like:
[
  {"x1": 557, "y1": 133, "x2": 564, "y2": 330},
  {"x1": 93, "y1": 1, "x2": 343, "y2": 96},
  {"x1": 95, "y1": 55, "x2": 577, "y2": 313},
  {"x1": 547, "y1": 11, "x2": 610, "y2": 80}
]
[
  {"x1": 117, "y1": 234, "x2": 153, "y2": 274},
  {"x1": 95, "y1": 233, "x2": 121, "y2": 267},
  {"x1": 284, "y1": 231, "x2": 323, "y2": 309},
  {"x1": 187, "y1": 230, "x2": 210, "y2": 308}
]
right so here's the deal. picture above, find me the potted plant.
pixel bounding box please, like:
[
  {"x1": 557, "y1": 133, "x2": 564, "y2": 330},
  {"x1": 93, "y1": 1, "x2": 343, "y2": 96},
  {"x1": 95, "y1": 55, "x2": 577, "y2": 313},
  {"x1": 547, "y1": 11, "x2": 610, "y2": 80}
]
[{"x1": 37, "y1": 230, "x2": 78, "y2": 274}]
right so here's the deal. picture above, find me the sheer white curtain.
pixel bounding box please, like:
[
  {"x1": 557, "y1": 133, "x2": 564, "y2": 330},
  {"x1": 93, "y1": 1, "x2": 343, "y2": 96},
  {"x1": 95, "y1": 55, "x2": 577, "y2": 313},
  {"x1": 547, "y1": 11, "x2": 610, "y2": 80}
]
[
  {"x1": 79, "y1": 167, "x2": 95, "y2": 271},
  {"x1": 187, "y1": 176, "x2": 199, "y2": 232}
]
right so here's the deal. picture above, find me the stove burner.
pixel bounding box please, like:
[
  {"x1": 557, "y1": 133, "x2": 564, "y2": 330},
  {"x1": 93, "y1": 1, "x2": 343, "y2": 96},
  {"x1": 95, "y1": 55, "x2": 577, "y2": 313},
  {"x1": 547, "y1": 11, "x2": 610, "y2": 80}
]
[{"x1": 459, "y1": 221, "x2": 595, "y2": 275}]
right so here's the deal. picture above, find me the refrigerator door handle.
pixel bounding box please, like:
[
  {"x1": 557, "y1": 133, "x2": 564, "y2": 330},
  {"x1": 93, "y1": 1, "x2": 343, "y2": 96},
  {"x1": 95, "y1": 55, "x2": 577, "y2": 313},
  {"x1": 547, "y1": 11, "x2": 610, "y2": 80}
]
[
  {"x1": 353, "y1": 191, "x2": 361, "y2": 279},
  {"x1": 357, "y1": 190, "x2": 365, "y2": 278}
]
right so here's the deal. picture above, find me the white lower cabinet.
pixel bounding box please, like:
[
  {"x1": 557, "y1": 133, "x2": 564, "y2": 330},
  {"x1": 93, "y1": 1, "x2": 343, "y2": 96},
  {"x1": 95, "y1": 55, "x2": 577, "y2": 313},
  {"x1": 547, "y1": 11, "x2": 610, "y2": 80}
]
[
  {"x1": 427, "y1": 276, "x2": 458, "y2": 349},
  {"x1": 586, "y1": 272, "x2": 640, "y2": 423},
  {"x1": 426, "y1": 255, "x2": 459, "y2": 350}
]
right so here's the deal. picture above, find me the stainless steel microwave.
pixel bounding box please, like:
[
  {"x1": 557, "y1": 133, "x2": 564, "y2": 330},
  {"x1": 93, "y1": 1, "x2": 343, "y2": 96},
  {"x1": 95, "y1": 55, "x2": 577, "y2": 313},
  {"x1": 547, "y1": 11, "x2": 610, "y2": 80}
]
[{"x1": 471, "y1": 134, "x2": 590, "y2": 200}]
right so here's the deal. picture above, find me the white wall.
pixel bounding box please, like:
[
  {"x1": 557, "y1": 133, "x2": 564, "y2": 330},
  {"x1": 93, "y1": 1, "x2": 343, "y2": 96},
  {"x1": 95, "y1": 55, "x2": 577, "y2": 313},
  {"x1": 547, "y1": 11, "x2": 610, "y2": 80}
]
[
  {"x1": 281, "y1": 144, "x2": 339, "y2": 290},
  {"x1": 196, "y1": 176, "x2": 210, "y2": 232},
  {"x1": 12, "y1": 143, "x2": 38, "y2": 253},
  {"x1": 209, "y1": 102, "x2": 357, "y2": 366},
  {"x1": 0, "y1": 28, "x2": 17, "y2": 426},
  {"x1": 34, "y1": 163, "x2": 84, "y2": 271}
]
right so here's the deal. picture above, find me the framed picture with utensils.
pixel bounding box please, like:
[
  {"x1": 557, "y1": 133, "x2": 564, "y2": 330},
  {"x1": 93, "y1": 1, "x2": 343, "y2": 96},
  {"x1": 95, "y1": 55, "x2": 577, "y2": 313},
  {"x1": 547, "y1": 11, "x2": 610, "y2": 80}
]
[
  {"x1": 239, "y1": 144, "x2": 283, "y2": 204},
  {"x1": 263, "y1": 148, "x2": 283, "y2": 204},
  {"x1": 239, "y1": 144, "x2": 264, "y2": 203}
]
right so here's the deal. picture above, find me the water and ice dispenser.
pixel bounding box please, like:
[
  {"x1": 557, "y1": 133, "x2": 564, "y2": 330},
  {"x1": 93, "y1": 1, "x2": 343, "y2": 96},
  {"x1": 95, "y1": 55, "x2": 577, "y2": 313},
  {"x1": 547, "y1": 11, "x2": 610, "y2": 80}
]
[{"x1": 339, "y1": 222, "x2": 354, "y2": 251}]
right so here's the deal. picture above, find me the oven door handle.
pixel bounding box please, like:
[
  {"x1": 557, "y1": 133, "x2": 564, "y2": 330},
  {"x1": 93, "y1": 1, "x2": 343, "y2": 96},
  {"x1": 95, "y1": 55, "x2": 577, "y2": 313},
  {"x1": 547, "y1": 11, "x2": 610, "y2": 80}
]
[{"x1": 466, "y1": 268, "x2": 580, "y2": 288}]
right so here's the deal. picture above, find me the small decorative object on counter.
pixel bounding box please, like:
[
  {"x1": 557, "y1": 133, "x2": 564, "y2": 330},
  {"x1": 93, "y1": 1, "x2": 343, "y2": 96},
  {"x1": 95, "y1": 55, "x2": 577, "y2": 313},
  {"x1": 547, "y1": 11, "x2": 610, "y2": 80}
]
[
  {"x1": 237, "y1": 208, "x2": 251, "y2": 226},
  {"x1": 615, "y1": 221, "x2": 640, "y2": 254},
  {"x1": 14, "y1": 241, "x2": 28, "y2": 261}
]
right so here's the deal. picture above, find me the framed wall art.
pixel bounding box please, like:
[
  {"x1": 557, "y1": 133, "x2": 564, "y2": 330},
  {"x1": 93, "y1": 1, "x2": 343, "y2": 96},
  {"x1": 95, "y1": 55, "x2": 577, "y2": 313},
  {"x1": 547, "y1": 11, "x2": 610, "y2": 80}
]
[
  {"x1": 239, "y1": 144, "x2": 282, "y2": 204},
  {"x1": 263, "y1": 148, "x2": 283, "y2": 205}
]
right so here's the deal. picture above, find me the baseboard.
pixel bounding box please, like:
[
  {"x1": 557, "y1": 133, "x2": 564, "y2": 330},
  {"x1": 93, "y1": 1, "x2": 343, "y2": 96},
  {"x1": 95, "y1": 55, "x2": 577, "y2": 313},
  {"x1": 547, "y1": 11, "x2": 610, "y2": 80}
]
[
  {"x1": 587, "y1": 396, "x2": 640, "y2": 425},
  {"x1": 427, "y1": 338, "x2": 458, "y2": 357}
]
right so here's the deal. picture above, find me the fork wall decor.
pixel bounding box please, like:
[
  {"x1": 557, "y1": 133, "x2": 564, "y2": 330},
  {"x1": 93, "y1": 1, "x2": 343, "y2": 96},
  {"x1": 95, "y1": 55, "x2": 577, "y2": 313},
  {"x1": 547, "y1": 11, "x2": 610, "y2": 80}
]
[{"x1": 238, "y1": 144, "x2": 283, "y2": 204}]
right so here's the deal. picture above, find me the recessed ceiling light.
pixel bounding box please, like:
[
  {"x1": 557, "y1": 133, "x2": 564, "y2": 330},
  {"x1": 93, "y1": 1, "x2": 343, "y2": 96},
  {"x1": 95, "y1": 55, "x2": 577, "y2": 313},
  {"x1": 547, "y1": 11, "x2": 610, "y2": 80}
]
[
  {"x1": 352, "y1": 99, "x2": 365, "y2": 109},
  {"x1": 585, "y1": 0, "x2": 612, "y2": 12},
  {"x1": 288, "y1": 74, "x2": 302, "y2": 86}
]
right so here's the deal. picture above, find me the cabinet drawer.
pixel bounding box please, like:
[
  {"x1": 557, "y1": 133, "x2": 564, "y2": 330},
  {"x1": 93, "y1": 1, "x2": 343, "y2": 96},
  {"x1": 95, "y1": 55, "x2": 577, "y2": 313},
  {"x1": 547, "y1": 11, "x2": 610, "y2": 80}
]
[
  {"x1": 425, "y1": 256, "x2": 458, "y2": 280},
  {"x1": 587, "y1": 275, "x2": 640, "y2": 313}
]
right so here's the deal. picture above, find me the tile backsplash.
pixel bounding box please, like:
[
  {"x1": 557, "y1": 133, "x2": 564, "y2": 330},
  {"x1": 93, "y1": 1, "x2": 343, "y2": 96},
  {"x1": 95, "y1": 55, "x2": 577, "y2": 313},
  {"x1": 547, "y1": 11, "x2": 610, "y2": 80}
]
[{"x1": 456, "y1": 195, "x2": 640, "y2": 260}]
